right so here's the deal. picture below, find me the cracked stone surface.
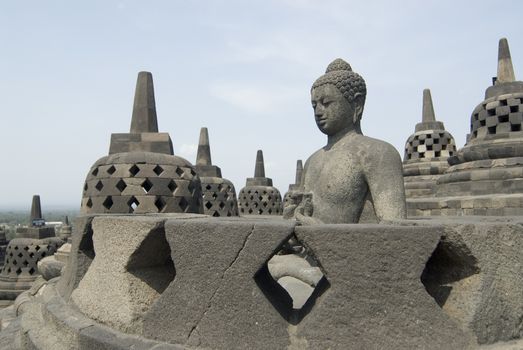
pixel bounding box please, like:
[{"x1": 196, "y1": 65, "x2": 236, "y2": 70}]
[
  {"x1": 143, "y1": 217, "x2": 295, "y2": 349},
  {"x1": 71, "y1": 216, "x2": 172, "y2": 334},
  {"x1": 293, "y1": 224, "x2": 475, "y2": 349}
]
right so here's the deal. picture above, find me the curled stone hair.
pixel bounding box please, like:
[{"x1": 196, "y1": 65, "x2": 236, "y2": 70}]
[{"x1": 312, "y1": 58, "x2": 367, "y2": 106}]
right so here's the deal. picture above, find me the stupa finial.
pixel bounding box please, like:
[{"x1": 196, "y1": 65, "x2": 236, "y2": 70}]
[
  {"x1": 497, "y1": 38, "x2": 516, "y2": 84},
  {"x1": 196, "y1": 127, "x2": 212, "y2": 166},
  {"x1": 254, "y1": 150, "x2": 265, "y2": 178},
  {"x1": 422, "y1": 89, "x2": 436, "y2": 123},
  {"x1": 295, "y1": 160, "x2": 303, "y2": 185},
  {"x1": 130, "y1": 71, "x2": 158, "y2": 133},
  {"x1": 30, "y1": 195, "x2": 43, "y2": 225}
]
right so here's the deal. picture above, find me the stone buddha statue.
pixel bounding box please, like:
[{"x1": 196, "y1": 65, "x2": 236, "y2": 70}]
[{"x1": 290, "y1": 58, "x2": 406, "y2": 224}]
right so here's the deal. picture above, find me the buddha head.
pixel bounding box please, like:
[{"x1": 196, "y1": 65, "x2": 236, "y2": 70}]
[{"x1": 311, "y1": 59, "x2": 367, "y2": 136}]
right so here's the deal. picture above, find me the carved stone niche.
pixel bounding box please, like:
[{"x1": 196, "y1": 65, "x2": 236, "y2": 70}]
[{"x1": 53, "y1": 215, "x2": 500, "y2": 349}]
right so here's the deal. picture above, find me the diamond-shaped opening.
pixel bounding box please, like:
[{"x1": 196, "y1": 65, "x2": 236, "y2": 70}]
[
  {"x1": 22, "y1": 260, "x2": 29, "y2": 266},
  {"x1": 219, "y1": 201, "x2": 225, "y2": 209},
  {"x1": 175, "y1": 167, "x2": 184, "y2": 177},
  {"x1": 16, "y1": 268, "x2": 23, "y2": 275},
  {"x1": 155, "y1": 197, "x2": 166, "y2": 212},
  {"x1": 95, "y1": 180, "x2": 104, "y2": 191},
  {"x1": 128, "y1": 196, "x2": 140, "y2": 213},
  {"x1": 205, "y1": 184, "x2": 212, "y2": 190},
  {"x1": 142, "y1": 179, "x2": 153, "y2": 193},
  {"x1": 91, "y1": 167, "x2": 99, "y2": 176},
  {"x1": 12, "y1": 260, "x2": 17, "y2": 266},
  {"x1": 153, "y1": 165, "x2": 164, "y2": 176},
  {"x1": 125, "y1": 225, "x2": 176, "y2": 312},
  {"x1": 29, "y1": 252, "x2": 34, "y2": 258},
  {"x1": 168, "y1": 180, "x2": 177, "y2": 193},
  {"x1": 179, "y1": 197, "x2": 189, "y2": 212},
  {"x1": 212, "y1": 211, "x2": 220, "y2": 217},
  {"x1": 107, "y1": 165, "x2": 116, "y2": 175},
  {"x1": 212, "y1": 192, "x2": 218, "y2": 200},
  {"x1": 84, "y1": 183, "x2": 88, "y2": 192},
  {"x1": 129, "y1": 164, "x2": 140, "y2": 177},
  {"x1": 34, "y1": 245, "x2": 40, "y2": 251},
  {"x1": 23, "y1": 246, "x2": 29, "y2": 251},
  {"x1": 116, "y1": 179, "x2": 127, "y2": 193},
  {"x1": 254, "y1": 234, "x2": 329, "y2": 324},
  {"x1": 86, "y1": 197, "x2": 93, "y2": 208},
  {"x1": 17, "y1": 252, "x2": 23, "y2": 258},
  {"x1": 205, "y1": 201, "x2": 213, "y2": 210},
  {"x1": 28, "y1": 267, "x2": 35, "y2": 275},
  {"x1": 421, "y1": 239, "x2": 480, "y2": 308},
  {"x1": 103, "y1": 196, "x2": 114, "y2": 210}
]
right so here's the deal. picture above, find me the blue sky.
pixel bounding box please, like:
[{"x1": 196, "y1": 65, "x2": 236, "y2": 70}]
[{"x1": 0, "y1": 1, "x2": 522, "y2": 209}]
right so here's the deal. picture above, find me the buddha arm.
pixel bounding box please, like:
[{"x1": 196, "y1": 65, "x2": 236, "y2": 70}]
[{"x1": 365, "y1": 147, "x2": 407, "y2": 222}]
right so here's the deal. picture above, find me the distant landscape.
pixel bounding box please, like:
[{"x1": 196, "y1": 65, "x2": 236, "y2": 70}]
[{"x1": 0, "y1": 209, "x2": 79, "y2": 240}]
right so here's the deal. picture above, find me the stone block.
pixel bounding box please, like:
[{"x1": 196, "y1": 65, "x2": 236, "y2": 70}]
[
  {"x1": 57, "y1": 215, "x2": 95, "y2": 300},
  {"x1": 293, "y1": 224, "x2": 472, "y2": 349},
  {"x1": 420, "y1": 219, "x2": 523, "y2": 344},
  {"x1": 71, "y1": 216, "x2": 171, "y2": 334},
  {"x1": 143, "y1": 218, "x2": 295, "y2": 349}
]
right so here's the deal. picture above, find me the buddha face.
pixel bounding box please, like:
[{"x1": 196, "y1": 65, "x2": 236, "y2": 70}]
[{"x1": 311, "y1": 84, "x2": 358, "y2": 136}]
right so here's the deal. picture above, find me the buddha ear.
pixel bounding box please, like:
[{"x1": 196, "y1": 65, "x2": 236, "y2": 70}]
[{"x1": 352, "y1": 93, "x2": 364, "y2": 123}]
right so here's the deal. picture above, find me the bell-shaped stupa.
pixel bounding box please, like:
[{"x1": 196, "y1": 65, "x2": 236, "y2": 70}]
[
  {"x1": 195, "y1": 127, "x2": 239, "y2": 217},
  {"x1": 81, "y1": 72, "x2": 203, "y2": 214},
  {"x1": 238, "y1": 150, "x2": 282, "y2": 215},
  {"x1": 403, "y1": 89, "x2": 456, "y2": 198},
  {"x1": 0, "y1": 195, "x2": 63, "y2": 307},
  {"x1": 409, "y1": 38, "x2": 523, "y2": 216}
]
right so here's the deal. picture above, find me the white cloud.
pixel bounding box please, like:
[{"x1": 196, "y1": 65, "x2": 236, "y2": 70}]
[
  {"x1": 209, "y1": 82, "x2": 303, "y2": 115},
  {"x1": 177, "y1": 143, "x2": 198, "y2": 159}
]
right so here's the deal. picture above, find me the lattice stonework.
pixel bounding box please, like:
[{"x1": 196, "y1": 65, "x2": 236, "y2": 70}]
[
  {"x1": 81, "y1": 153, "x2": 203, "y2": 214},
  {"x1": 469, "y1": 92, "x2": 523, "y2": 141},
  {"x1": 0, "y1": 238, "x2": 64, "y2": 278},
  {"x1": 200, "y1": 178, "x2": 239, "y2": 217},
  {"x1": 404, "y1": 130, "x2": 456, "y2": 161},
  {"x1": 238, "y1": 186, "x2": 283, "y2": 215}
]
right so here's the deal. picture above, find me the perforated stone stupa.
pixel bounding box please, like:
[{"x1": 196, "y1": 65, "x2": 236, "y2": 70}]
[
  {"x1": 15, "y1": 196, "x2": 54, "y2": 239},
  {"x1": 195, "y1": 127, "x2": 239, "y2": 217},
  {"x1": 80, "y1": 72, "x2": 203, "y2": 215},
  {"x1": 409, "y1": 38, "x2": 523, "y2": 216},
  {"x1": 0, "y1": 196, "x2": 63, "y2": 307},
  {"x1": 403, "y1": 89, "x2": 457, "y2": 198},
  {"x1": 238, "y1": 150, "x2": 283, "y2": 215}
]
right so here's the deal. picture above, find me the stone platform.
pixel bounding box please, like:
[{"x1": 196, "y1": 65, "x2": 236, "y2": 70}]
[{"x1": 1, "y1": 214, "x2": 522, "y2": 349}]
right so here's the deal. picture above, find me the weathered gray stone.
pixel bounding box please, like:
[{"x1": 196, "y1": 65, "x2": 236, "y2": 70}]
[
  {"x1": 194, "y1": 127, "x2": 239, "y2": 217},
  {"x1": 238, "y1": 150, "x2": 283, "y2": 216},
  {"x1": 81, "y1": 152, "x2": 203, "y2": 215},
  {"x1": 37, "y1": 256, "x2": 64, "y2": 281},
  {"x1": 71, "y1": 216, "x2": 173, "y2": 334},
  {"x1": 294, "y1": 224, "x2": 474, "y2": 349},
  {"x1": 143, "y1": 217, "x2": 295, "y2": 349},
  {"x1": 130, "y1": 71, "x2": 158, "y2": 133},
  {"x1": 290, "y1": 58, "x2": 406, "y2": 224},
  {"x1": 403, "y1": 89, "x2": 457, "y2": 200},
  {"x1": 29, "y1": 195, "x2": 43, "y2": 225},
  {"x1": 415, "y1": 217, "x2": 523, "y2": 344},
  {"x1": 409, "y1": 38, "x2": 523, "y2": 217},
  {"x1": 57, "y1": 215, "x2": 95, "y2": 300}
]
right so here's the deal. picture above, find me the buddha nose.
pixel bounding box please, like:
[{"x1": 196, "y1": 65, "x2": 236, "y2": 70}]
[{"x1": 314, "y1": 104, "x2": 324, "y2": 116}]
